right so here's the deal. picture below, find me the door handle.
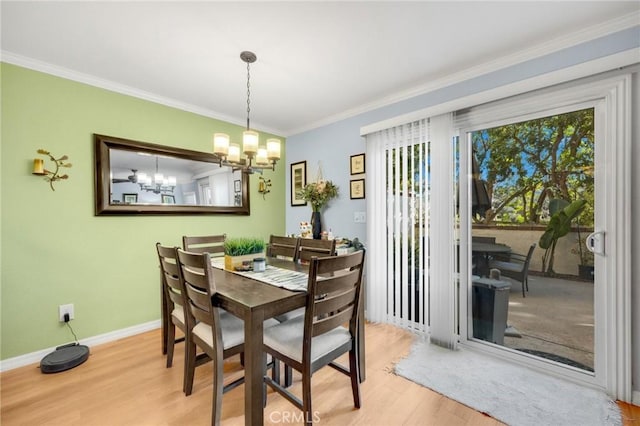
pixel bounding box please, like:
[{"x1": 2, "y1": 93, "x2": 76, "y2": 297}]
[{"x1": 586, "y1": 231, "x2": 605, "y2": 256}]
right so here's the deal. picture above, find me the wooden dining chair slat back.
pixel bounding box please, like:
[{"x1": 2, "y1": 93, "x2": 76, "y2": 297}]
[
  {"x1": 176, "y1": 248, "x2": 245, "y2": 425},
  {"x1": 267, "y1": 235, "x2": 300, "y2": 260},
  {"x1": 156, "y1": 243, "x2": 186, "y2": 371},
  {"x1": 182, "y1": 234, "x2": 226, "y2": 256},
  {"x1": 297, "y1": 238, "x2": 336, "y2": 263},
  {"x1": 263, "y1": 250, "x2": 365, "y2": 426}
]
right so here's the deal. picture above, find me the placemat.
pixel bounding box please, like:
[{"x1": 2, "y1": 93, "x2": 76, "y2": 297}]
[{"x1": 211, "y1": 258, "x2": 308, "y2": 292}]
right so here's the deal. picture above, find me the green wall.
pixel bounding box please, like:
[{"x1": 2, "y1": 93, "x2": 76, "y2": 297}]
[{"x1": 0, "y1": 63, "x2": 286, "y2": 360}]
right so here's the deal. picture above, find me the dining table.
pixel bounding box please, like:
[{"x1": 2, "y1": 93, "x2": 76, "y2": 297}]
[
  {"x1": 160, "y1": 255, "x2": 366, "y2": 426},
  {"x1": 472, "y1": 242, "x2": 512, "y2": 277}
]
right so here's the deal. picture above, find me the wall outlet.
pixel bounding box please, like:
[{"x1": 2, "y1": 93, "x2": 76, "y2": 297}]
[
  {"x1": 354, "y1": 211, "x2": 366, "y2": 223},
  {"x1": 59, "y1": 304, "x2": 74, "y2": 322}
]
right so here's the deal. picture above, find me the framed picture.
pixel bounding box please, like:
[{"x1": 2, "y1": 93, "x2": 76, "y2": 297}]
[
  {"x1": 122, "y1": 193, "x2": 138, "y2": 203},
  {"x1": 350, "y1": 153, "x2": 365, "y2": 175},
  {"x1": 161, "y1": 194, "x2": 175, "y2": 204},
  {"x1": 234, "y1": 179, "x2": 241, "y2": 193},
  {"x1": 290, "y1": 161, "x2": 307, "y2": 206},
  {"x1": 350, "y1": 179, "x2": 365, "y2": 199}
]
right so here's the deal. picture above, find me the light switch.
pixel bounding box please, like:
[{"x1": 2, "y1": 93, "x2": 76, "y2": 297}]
[{"x1": 354, "y1": 212, "x2": 366, "y2": 223}]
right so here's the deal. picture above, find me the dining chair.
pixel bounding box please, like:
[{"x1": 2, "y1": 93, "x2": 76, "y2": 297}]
[
  {"x1": 267, "y1": 235, "x2": 300, "y2": 260},
  {"x1": 296, "y1": 238, "x2": 336, "y2": 263},
  {"x1": 182, "y1": 234, "x2": 226, "y2": 256},
  {"x1": 263, "y1": 250, "x2": 365, "y2": 425},
  {"x1": 156, "y1": 243, "x2": 186, "y2": 372},
  {"x1": 490, "y1": 243, "x2": 536, "y2": 297},
  {"x1": 176, "y1": 249, "x2": 279, "y2": 424}
]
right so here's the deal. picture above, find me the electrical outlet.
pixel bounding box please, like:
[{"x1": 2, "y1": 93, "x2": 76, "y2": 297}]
[
  {"x1": 59, "y1": 304, "x2": 74, "y2": 322},
  {"x1": 354, "y1": 211, "x2": 366, "y2": 223}
]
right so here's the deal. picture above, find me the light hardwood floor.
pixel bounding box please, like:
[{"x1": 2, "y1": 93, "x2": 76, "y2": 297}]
[{"x1": 1, "y1": 323, "x2": 638, "y2": 425}]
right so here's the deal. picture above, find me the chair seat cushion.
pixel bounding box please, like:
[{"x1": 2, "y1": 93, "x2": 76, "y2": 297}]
[
  {"x1": 171, "y1": 305, "x2": 185, "y2": 326},
  {"x1": 192, "y1": 311, "x2": 280, "y2": 350},
  {"x1": 264, "y1": 316, "x2": 351, "y2": 364},
  {"x1": 193, "y1": 310, "x2": 244, "y2": 350},
  {"x1": 275, "y1": 307, "x2": 305, "y2": 323},
  {"x1": 490, "y1": 260, "x2": 523, "y2": 273}
]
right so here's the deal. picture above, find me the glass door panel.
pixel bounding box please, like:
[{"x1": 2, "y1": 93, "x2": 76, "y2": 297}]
[{"x1": 467, "y1": 107, "x2": 595, "y2": 372}]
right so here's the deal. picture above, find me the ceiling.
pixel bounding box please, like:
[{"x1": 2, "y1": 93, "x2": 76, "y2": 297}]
[{"x1": 2, "y1": 2, "x2": 638, "y2": 136}]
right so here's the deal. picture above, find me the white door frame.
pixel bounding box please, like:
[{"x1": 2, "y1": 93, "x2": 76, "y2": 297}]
[{"x1": 456, "y1": 73, "x2": 632, "y2": 400}]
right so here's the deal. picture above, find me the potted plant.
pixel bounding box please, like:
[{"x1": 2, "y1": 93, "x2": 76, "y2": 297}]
[
  {"x1": 538, "y1": 198, "x2": 586, "y2": 276},
  {"x1": 224, "y1": 237, "x2": 265, "y2": 271},
  {"x1": 298, "y1": 180, "x2": 339, "y2": 239},
  {"x1": 572, "y1": 214, "x2": 595, "y2": 281}
]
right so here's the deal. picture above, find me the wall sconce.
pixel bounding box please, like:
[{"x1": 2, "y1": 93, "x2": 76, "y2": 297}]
[
  {"x1": 258, "y1": 176, "x2": 271, "y2": 199},
  {"x1": 32, "y1": 149, "x2": 72, "y2": 191}
]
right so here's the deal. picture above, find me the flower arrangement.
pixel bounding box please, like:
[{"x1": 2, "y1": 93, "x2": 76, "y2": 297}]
[{"x1": 298, "y1": 180, "x2": 339, "y2": 212}]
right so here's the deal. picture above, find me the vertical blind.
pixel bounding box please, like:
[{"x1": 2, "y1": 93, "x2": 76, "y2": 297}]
[{"x1": 365, "y1": 113, "x2": 457, "y2": 347}]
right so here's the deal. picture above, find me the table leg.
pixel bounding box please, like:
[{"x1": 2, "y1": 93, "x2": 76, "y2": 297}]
[{"x1": 244, "y1": 310, "x2": 265, "y2": 426}]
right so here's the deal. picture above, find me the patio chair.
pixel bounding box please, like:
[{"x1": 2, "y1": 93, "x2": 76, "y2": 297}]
[{"x1": 489, "y1": 243, "x2": 536, "y2": 297}]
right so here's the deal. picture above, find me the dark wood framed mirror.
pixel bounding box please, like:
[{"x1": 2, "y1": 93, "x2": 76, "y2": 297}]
[{"x1": 94, "y1": 134, "x2": 250, "y2": 215}]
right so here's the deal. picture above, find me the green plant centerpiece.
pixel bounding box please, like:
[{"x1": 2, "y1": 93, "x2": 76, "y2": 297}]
[
  {"x1": 223, "y1": 237, "x2": 266, "y2": 271},
  {"x1": 298, "y1": 180, "x2": 339, "y2": 239}
]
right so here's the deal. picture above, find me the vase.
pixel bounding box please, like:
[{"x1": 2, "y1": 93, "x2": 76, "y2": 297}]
[{"x1": 311, "y1": 211, "x2": 321, "y2": 240}]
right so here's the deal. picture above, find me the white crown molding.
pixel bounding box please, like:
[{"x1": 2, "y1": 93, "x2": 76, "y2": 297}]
[
  {"x1": 289, "y1": 11, "x2": 640, "y2": 136},
  {"x1": 360, "y1": 49, "x2": 639, "y2": 136},
  {"x1": 0, "y1": 51, "x2": 286, "y2": 137},
  {"x1": 0, "y1": 320, "x2": 160, "y2": 372}
]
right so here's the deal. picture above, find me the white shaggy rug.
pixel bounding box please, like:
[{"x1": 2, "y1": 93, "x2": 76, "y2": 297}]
[{"x1": 394, "y1": 341, "x2": 621, "y2": 426}]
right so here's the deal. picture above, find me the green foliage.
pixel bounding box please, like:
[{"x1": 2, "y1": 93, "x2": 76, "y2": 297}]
[
  {"x1": 298, "y1": 180, "x2": 339, "y2": 212},
  {"x1": 472, "y1": 108, "x2": 594, "y2": 226},
  {"x1": 224, "y1": 238, "x2": 265, "y2": 256},
  {"x1": 539, "y1": 199, "x2": 587, "y2": 275}
]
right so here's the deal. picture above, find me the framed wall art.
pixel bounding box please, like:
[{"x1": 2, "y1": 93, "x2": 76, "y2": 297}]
[
  {"x1": 350, "y1": 153, "x2": 365, "y2": 175},
  {"x1": 350, "y1": 179, "x2": 365, "y2": 199},
  {"x1": 290, "y1": 160, "x2": 307, "y2": 206}
]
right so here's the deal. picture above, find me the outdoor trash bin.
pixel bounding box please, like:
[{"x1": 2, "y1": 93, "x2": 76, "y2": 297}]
[{"x1": 472, "y1": 278, "x2": 511, "y2": 345}]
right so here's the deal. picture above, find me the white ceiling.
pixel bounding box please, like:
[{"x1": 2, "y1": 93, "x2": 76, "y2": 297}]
[{"x1": 2, "y1": 2, "x2": 638, "y2": 136}]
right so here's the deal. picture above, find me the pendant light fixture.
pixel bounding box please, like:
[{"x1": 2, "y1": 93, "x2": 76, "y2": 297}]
[{"x1": 213, "y1": 51, "x2": 281, "y2": 174}]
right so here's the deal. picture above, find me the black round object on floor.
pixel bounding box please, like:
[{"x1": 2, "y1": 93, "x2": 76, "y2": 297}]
[{"x1": 40, "y1": 344, "x2": 90, "y2": 374}]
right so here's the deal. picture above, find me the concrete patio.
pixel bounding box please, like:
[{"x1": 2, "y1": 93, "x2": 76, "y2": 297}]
[{"x1": 500, "y1": 273, "x2": 594, "y2": 370}]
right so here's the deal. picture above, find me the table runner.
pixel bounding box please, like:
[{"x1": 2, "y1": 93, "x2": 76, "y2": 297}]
[{"x1": 211, "y1": 258, "x2": 308, "y2": 292}]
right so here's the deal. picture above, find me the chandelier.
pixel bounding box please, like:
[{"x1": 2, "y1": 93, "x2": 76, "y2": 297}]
[
  {"x1": 137, "y1": 157, "x2": 176, "y2": 194},
  {"x1": 212, "y1": 51, "x2": 281, "y2": 174}
]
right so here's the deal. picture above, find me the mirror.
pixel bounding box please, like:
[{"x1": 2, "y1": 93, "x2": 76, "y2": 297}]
[{"x1": 94, "y1": 134, "x2": 250, "y2": 215}]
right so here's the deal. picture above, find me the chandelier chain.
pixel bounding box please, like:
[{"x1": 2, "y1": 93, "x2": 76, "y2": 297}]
[{"x1": 246, "y1": 61, "x2": 251, "y2": 130}]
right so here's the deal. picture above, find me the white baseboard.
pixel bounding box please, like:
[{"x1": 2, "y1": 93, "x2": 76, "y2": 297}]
[
  {"x1": 0, "y1": 320, "x2": 161, "y2": 372},
  {"x1": 633, "y1": 390, "x2": 640, "y2": 406}
]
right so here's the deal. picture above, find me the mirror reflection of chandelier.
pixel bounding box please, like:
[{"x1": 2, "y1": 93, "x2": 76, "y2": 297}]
[
  {"x1": 212, "y1": 51, "x2": 281, "y2": 174},
  {"x1": 137, "y1": 156, "x2": 176, "y2": 194}
]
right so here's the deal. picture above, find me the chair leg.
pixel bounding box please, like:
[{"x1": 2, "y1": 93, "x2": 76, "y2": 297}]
[
  {"x1": 284, "y1": 365, "x2": 293, "y2": 387},
  {"x1": 212, "y1": 356, "x2": 223, "y2": 426},
  {"x1": 184, "y1": 341, "x2": 196, "y2": 396},
  {"x1": 166, "y1": 323, "x2": 175, "y2": 368},
  {"x1": 522, "y1": 279, "x2": 526, "y2": 298},
  {"x1": 302, "y1": 369, "x2": 313, "y2": 426},
  {"x1": 349, "y1": 348, "x2": 361, "y2": 409}
]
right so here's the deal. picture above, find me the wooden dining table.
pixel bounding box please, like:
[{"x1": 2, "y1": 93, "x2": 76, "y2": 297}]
[{"x1": 161, "y1": 256, "x2": 366, "y2": 426}]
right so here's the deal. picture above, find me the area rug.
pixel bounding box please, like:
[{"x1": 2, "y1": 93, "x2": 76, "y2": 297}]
[{"x1": 394, "y1": 340, "x2": 621, "y2": 426}]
